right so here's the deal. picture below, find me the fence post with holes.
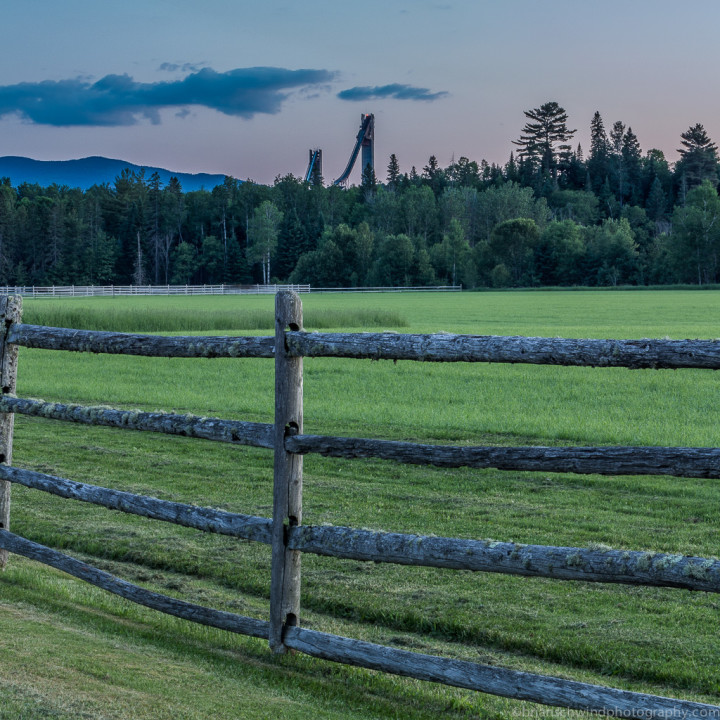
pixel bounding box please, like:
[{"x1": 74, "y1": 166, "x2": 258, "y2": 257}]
[
  {"x1": 0, "y1": 295, "x2": 21, "y2": 569},
  {"x1": 269, "y1": 290, "x2": 303, "y2": 652}
]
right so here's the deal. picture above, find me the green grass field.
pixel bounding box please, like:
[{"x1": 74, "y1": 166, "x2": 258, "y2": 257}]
[{"x1": 2, "y1": 290, "x2": 720, "y2": 719}]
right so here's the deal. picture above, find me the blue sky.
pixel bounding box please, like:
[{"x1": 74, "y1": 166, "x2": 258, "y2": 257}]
[{"x1": 1, "y1": 0, "x2": 719, "y2": 185}]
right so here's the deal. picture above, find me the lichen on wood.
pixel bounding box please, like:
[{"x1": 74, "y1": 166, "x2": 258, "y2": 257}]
[{"x1": 0, "y1": 395, "x2": 274, "y2": 449}]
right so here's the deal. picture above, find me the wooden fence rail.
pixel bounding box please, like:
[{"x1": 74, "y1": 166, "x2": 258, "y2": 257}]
[
  {"x1": 3, "y1": 395, "x2": 720, "y2": 480},
  {"x1": 7, "y1": 324, "x2": 275, "y2": 358},
  {"x1": 0, "y1": 290, "x2": 718, "y2": 716},
  {"x1": 286, "y1": 330, "x2": 720, "y2": 369},
  {"x1": 3, "y1": 463, "x2": 720, "y2": 593},
  {"x1": 9, "y1": 323, "x2": 720, "y2": 368},
  {"x1": 2, "y1": 528, "x2": 715, "y2": 718},
  {"x1": 0, "y1": 396, "x2": 274, "y2": 449}
]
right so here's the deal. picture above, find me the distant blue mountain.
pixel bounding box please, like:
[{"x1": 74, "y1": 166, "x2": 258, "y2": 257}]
[{"x1": 0, "y1": 156, "x2": 230, "y2": 192}]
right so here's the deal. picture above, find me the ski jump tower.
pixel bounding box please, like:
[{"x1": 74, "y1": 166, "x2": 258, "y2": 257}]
[
  {"x1": 304, "y1": 149, "x2": 322, "y2": 184},
  {"x1": 333, "y1": 113, "x2": 374, "y2": 186},
  {"x1": 305, "y1": 114, "x2": 374, "y2": 187}
]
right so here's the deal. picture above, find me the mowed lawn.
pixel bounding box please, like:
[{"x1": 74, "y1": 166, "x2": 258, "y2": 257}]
[{"x1": 1, "y1": 289, "x2": 719, "y2": 719}]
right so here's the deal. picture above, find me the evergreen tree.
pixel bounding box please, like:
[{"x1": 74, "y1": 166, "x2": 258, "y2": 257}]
[
  {"x1": 513, "y1": 101, "x2": 576, "y2": 180},
  {"x1": 646, "y1": 176, "x2": 667, "y2": 223},
  {"x1": 609, "y1": 121, "x2": 626, "y2": 202},
  {"x1": 587, "y1": 111, "x2": 610, "y2": 193},
  {"x1": 641, "y1": 149, "x2": 673, "y2": 208},
  {"x1": 386, "y1": 154, "x2": 401, "y2": 188},
  {"x1": 446, "y1": 156, "x2": 480, "y2": 187},
  {"x1": 422, "y1": 155, "x2": 445, "y2": 196},
  {"x1": 361, "y1": 163, "x2": 378, "y2": 198},
  {"x1": 676, "y1": 123, "x2": 719, "y2": 189},
  {"x1": 275, "y1": 208, "x2": 308, "y2": 279},
  {"x1": 504, "y1": 152, "x2": 520, "y2": 184},
  {"x1": 621, "y1": 128, "x2": 642, "y2": 205}
]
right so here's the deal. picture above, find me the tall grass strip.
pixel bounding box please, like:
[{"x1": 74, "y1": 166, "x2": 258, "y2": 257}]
[{"x1": 22, "y1": 306, "x2": 407, "y2": 332}]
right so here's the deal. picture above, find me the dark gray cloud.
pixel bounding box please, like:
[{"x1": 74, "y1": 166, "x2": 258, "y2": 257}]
[
  {"x1": 0, "y1": 67, "x2": 338, "y2": 126},
  {"x1": 158, "y1": 62, "x2": 205, "y2": 73},
  {"x1": 338, "y1": 83, "x2": 448, "y2": 102}
]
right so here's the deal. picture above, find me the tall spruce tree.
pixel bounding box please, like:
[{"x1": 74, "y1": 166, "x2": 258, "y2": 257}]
[
  {"x1": 610, "y1": 121, "x2": 626, "y2": 203},
  {"x1": 587, "y1": 111, "x2": 610, "y2": 193},
  {"x1": 621, "y1": 128, "x2": 642, "y2": 204},
  {"x1": 386, "y1": 154, "x2": 401, "y2": 188}
]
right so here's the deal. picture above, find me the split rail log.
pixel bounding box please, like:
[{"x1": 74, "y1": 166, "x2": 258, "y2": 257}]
[
  {"x1": 11, "y1": 325, "x2": 720, "y2": 370},
  {"x1": 7, "y1": 396, "x2": 720, "y2": 479},
  {"x1": 2, "y1": 529, "x2": 715, "y2": 718},
  {"x1": 0, "y1": 296, "x2": 21, "y2": 568},
  {"x1": 286, "y1": 434, "x2": 720, "y2": 478},
  {"x1": 270, "y1": 291, "x2": 303, "y2": 652},
  {"x1": 0, "y1": 396, "x2": 274, "y2": 449},
  {"x1": 0, "y1": 465, "x2": 273, "y2": 544},
  {"x1": 4, "y1": 462, "x2": 720, "y2": 593},
  {"x1": 286, "y1": 331, "x2": 720, "y2": 369},
  {"x1": 7, "y1": 324, "x2": 275, "y2": 358},
  {"x1": 284, "y1": 626, "x2": 719, "y2": 718},
  {"x1": 0, "y1": 530, "x2": 269, "y2": 639},
  {"x1": 287, "y1": 524, "x2": 720, "y2": 593}
]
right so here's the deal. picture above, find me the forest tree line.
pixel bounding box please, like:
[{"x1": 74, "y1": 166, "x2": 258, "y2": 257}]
[{"x1": 2, "y1": 102, "x2": 720, "y2": 289}]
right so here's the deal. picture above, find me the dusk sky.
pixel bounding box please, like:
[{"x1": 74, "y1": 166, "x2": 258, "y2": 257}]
[{"x1": 1, "y1": 1, "x2": 719, "y2": 186}]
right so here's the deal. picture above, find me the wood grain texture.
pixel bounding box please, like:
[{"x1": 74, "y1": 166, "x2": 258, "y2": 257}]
[
  {"x1": 284, "y1": 626, "x2": 719, "y2": 717},
  {"x1": 2, "y1": 460, "x2": 714, "y2": 592},
  {"x1": 8, "y1": 323, "x2": 274, "y2": 358},
  {"x1": 0, "y1": 296, "x2": 21, "y2": 568},
  {"x1": 0, "y1": 396, "x2": 274, "y2": 449},
  {"x1": 0, "y1": 464, "x2": 273, "y2": 544},
  {"x1": 2, "y1": 528, "x2": 713, "y2": 715},
  {"x1": 270, "y1": 290, "x2": 304, "y2": 652},
  {"x1": 286, "y1": 331, "x2": 720, "y2": 368},
  {"x1": 288, "y1": 524, "x2": 720, "y2": 592},
  {"x1": 0, "y1": 529, "x2": 269, "y2": 639},
  {"x1": 286, "y1": 434, "x2": 720, "y2": 478}
]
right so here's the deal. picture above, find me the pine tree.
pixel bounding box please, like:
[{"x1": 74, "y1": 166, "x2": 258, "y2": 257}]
[
  {"x1": 676, "y1": 123, "x2": 719, "y2": 188},
  {"x1": 646, "y1": 176, "x2": 667, "y2": 222},
  {"x1": 513, "y1": 101, "x2": 576, "y2": 178}
]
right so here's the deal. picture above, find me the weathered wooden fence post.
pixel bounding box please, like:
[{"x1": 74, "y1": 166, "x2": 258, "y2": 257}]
[
  {"x1": 270, "y1": 290, "x2": 303, "y2": 652},
  {"x1": 0, "y1": 295, "x2": 22, "y2": 569}
]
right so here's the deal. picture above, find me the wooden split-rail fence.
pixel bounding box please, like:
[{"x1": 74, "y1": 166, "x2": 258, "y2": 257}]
[{"x1": 0, "y1": 292, "x2": 718, "y2": 717}]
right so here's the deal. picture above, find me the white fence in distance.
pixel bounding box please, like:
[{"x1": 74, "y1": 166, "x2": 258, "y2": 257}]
[{"x1": 0, "y1": 284, "x2": 461, "y2": 298}]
